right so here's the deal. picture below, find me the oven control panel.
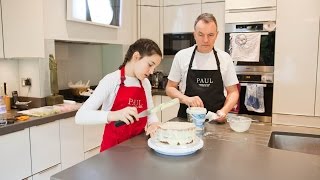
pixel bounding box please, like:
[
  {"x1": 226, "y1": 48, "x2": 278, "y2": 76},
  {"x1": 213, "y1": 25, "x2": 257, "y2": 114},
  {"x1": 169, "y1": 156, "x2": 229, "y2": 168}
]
[{"x1": 237, "y1": 73, "x2": 273, "y2": 83}]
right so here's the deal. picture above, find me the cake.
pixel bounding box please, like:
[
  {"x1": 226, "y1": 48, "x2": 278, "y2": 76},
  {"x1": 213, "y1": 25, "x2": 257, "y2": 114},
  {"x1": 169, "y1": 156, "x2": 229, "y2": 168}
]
[{"x1": 155, "y1": 122, "x2": 196, "y2": 145}]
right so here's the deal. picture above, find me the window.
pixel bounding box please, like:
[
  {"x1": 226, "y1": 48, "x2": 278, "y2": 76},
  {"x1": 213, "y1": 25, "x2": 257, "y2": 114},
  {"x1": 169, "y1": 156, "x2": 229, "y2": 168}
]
[{"x1": 67, "y1": 0, "x2": 122, "y2": 28}]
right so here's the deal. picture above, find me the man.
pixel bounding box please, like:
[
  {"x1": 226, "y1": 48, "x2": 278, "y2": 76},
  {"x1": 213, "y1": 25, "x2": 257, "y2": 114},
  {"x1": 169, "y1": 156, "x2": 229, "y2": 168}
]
[{"x1": 166, "y1": 13, "x2": 239, "y2": 123}]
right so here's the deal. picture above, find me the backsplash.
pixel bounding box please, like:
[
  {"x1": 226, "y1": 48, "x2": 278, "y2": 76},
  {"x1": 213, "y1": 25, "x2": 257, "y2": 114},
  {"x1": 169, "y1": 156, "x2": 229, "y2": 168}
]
[
  {"x1": 0, "y1": 58, "x2": 44, "y2": 98},
  {"x1": 55, "y1": 42, "x2": 103, "y2": 90}
]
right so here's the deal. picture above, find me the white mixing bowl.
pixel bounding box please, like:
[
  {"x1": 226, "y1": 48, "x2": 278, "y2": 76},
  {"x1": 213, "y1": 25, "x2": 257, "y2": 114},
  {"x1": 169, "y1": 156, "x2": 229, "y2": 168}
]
[{"x1": 227, "y1": 116, "x2": 252, "y2": 132}]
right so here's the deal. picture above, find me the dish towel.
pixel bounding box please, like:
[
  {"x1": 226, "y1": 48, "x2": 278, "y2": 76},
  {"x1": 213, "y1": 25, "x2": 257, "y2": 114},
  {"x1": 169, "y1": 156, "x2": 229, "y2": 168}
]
[
  {"x1": 244, "y1": 84, "x2": 265, "y2": 113},
  {"x1": 229, "y1": 33, "x2": 261, "y2": 62}
]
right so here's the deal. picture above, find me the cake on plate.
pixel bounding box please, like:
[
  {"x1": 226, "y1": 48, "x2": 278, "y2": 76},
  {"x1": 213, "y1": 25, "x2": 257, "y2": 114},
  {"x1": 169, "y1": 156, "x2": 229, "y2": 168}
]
[{"x1": 155, "y1": 122, "x2": 196, "y2": 145}]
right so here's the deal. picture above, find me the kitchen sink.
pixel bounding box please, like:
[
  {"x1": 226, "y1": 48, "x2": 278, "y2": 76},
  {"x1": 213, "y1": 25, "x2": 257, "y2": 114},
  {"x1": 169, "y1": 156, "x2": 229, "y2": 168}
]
[{"x1": 268, "y1": 131, "x2": 320, "y2": 156}]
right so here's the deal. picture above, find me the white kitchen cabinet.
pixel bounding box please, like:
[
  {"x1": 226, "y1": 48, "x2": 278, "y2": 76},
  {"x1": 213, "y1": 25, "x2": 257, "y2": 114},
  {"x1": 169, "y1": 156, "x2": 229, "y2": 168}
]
[
  {"x1": 225, "y1": 0, "x2": 276, "y2": 10},
  {"x1": 0, "y1": 129, "x2": 32, "y2": 180},
  {"x1": 316, "y1": 20, "x2": 320, "y2": 117},
  {"x1": 30, "y1": 120, "x2": 60, "y2": 174},
  {"x1": 273, "y1": 0, "x2": 320, "y2": 116},
  {"x1": 225, "y1": 0, "x2": 276, "y2": 23},
  {"x1": 152, "y1": 95, "x2": 162, "y2": 121},
  {"x1": 161, "y1": 95, "x2": 180, "y2": 122},
  {"x1": 84, "y1": 124, "x2": 104, "y2": 152},
  {"x1": 84, "y1": 146, "x2": 101, "y2": 160},
  {"x1": 60, "y1": 117, "x2": 84, "y2": 170},
  {"x1": 138, "y1": 6, "x2": 160, "y2": 46},
  {"x1": 163, "y1": 4, "x2": 201, "y2": 33},
  {"x1": 139, "y1": 0, "x2": 159, "y2": 6},
  {"x1": 201, "y1": 2, "x2": 225, "y2": 50},
  {"x1": 163, "y1": 0, "x2": 201, "y2": 6},
  {"x1": 1, "y1": 0, "x2": 45, "y2": 58},
  {"x1": 202, "y1": 0, "x2": 225, "y2": 3},
  {"x1": 0, "y1": 7, "x2": 4, "y2": 58},
  {"x1": 32, "y1": 164, "x2": 61, "y2": 180}
]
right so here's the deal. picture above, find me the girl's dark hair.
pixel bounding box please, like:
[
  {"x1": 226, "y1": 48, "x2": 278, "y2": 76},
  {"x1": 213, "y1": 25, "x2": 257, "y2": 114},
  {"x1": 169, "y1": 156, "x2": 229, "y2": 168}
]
[{"x1": 119, "y1": 38, "x2": 162, "y2": 69}]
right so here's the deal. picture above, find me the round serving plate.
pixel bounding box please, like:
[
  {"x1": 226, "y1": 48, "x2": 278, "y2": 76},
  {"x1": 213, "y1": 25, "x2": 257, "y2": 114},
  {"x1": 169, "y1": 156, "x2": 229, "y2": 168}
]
[{"x1": 148, "y1": 136, "x2": 204, "y2": 156}]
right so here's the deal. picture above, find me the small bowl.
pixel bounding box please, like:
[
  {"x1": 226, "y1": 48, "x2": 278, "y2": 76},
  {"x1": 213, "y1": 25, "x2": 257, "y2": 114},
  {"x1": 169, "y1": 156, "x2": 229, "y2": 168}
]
[{"x1": 227, "y1": 116, "x2": 252, "y2": 132}]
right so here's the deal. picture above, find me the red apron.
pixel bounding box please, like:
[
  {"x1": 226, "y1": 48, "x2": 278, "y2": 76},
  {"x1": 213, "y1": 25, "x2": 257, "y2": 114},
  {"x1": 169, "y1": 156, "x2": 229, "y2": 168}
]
[{"x1": 100, "y1": 67, "x2": 148, "y2": 152}]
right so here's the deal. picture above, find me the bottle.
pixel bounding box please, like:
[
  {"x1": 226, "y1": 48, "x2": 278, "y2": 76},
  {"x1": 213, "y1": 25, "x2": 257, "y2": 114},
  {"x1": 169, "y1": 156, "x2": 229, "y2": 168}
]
[{"x1": 3, "y1": 83, "x2": 11, "y2": 111}]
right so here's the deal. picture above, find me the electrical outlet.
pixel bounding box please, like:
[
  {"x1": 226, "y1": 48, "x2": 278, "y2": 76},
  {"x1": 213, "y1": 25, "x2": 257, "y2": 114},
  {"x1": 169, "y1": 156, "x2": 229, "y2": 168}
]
[{"x1": 22, "y1": 78, "x2": 32, "y2": 87}]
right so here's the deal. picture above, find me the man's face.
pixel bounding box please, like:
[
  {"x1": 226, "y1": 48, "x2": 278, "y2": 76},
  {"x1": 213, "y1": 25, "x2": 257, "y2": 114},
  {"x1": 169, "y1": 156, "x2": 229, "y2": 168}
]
[{"x1": 193, "y1": 20, "x2": 218, "y2": 53}]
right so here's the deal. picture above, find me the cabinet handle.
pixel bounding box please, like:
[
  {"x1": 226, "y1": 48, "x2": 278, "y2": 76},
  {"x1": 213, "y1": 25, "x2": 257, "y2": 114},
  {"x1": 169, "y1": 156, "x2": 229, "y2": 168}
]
[
  {"x1": 37, "y1": 163, "x2": 60, "y2": 174},
  {"x1": 86, "y1": 146, "x2": 100, "y2": 153}
]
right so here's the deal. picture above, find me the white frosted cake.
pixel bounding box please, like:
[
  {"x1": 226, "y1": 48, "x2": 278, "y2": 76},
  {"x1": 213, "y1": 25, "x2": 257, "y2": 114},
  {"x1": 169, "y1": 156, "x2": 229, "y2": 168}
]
[{"x1": 155, "y1": 122, "x2": 196, "y2": 145}]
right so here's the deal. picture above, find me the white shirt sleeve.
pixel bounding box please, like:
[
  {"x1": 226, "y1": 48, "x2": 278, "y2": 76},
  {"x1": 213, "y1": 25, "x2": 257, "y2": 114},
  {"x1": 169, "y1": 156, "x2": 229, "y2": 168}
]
[
  {"x1": 168, "y1": 52, "x2": 182, "y2": 83},
  {"x1": 75, "y1": 72, "x2": 118, "y2": 125},
  {"x1": 219, "y1": 51, "x2": 239, "y2": 87},
  {"x1": 75, "y1": 71, "x2": 159, "y2": 125}
]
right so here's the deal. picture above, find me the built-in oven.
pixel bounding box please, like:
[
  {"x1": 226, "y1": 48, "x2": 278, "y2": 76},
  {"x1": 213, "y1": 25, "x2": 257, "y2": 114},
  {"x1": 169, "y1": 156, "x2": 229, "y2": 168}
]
[
  {"x1": 225, "y1": 21, "x2": 276, "y2": 123},
  {"x1": 225, "y1": 21, "x2": 276, "y2": 72},
  {"x1": 163, "y1": 33, "x2": 196, "y2": 55},
  {"x1": 236, "y1": 73, "x2": 273, "y2": 123}
]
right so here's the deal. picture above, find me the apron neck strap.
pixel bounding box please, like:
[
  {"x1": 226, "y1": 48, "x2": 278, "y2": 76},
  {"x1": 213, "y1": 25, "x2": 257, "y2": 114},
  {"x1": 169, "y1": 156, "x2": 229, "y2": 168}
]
[
  {"x1": 120, "y1": 67, "x2": 126, "y2": 85},
  {"x1": 119, "y1": 67, "x2": 143, "y2": 87}
]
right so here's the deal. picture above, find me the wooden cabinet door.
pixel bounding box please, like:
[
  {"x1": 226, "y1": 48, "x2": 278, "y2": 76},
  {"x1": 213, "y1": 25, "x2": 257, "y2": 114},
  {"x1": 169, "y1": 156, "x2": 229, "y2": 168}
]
[
  {"x1": 0, "y1": 129, "x2": 32, "y2": 180},
  {"x1": 60, "y1": 117, "x2": 84, "y2": 170},
  {"x1": 30, "y1": 121, "x2": 60, "y2": 174},
  {"x1": 273, "y1": 0, "x2": 320, "y2": 116},
  {"x1": 201, "y1": 2, "x2": 225, "y2": 50}
]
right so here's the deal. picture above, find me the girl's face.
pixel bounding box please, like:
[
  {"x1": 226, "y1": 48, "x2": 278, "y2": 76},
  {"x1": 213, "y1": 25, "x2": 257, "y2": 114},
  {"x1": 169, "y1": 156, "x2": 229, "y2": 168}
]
[{"x1": 133, "y1": 53, "x2": 162, "y2": 81}]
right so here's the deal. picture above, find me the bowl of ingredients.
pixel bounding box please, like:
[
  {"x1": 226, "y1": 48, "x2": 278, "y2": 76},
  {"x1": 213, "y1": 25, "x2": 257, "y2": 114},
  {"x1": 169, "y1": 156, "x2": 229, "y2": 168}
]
[{"x1": 227, "y1": 115, "x2": 252, "y2": 132}]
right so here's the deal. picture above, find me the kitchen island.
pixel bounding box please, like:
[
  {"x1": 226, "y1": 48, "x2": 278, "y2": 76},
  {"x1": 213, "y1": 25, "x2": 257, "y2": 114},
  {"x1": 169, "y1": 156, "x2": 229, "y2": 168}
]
[{"x1": 51, "y1": 117, "x2": 320, "y2": 180}]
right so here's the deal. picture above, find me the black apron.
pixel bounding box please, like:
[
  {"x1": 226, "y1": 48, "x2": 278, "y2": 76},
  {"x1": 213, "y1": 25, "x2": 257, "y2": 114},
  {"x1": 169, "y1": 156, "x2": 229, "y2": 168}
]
[{"x1": 177, "y1": 46, "x2": 226, "y2": 118}]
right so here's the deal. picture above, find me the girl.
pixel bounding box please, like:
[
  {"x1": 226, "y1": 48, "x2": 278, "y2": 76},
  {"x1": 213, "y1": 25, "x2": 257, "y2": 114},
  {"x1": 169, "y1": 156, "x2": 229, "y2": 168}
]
[{"x1": 75, "y1": 39, "x2": 162, "y2": 152}]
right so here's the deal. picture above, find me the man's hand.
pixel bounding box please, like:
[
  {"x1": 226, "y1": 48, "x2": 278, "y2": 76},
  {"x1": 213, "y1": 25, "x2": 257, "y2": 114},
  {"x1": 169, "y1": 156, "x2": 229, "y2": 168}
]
[
  {"x1": 215, "y1": 110, "x2": 227, "y2": 122},
  {"x1": 182, "y1": 96, "x2": 204, "y2": 107}
]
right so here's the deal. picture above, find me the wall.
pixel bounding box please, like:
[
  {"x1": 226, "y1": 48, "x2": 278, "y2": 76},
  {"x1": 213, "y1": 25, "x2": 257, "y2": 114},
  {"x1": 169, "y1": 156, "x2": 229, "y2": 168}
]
[
  {"x1": 43, "y1": 0, "x2": 138, "y2": 45},
  {"x1": 55, "y1": 42, "x2": 103, "y2": 90},
  {"x1": 102, "y1": 44, "x2": 124, "y2": 76},
  {"x1": 0, "y1": 58, "x2": 44, "y2": 98}
]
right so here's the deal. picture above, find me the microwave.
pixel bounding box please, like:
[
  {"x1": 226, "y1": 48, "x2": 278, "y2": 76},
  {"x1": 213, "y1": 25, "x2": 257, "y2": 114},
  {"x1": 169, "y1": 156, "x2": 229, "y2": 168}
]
[{"x1": 163, "y1": 33, "x2": 196, "y2": 55}]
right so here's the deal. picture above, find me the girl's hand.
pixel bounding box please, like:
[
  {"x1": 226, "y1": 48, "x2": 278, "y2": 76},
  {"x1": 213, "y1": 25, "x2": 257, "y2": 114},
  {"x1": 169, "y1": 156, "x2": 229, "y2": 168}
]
[
  {"x1": 145, "y1": 122, "x2": 161, "y2": 137},
  {"x1": 108, "y1": 107, "x2": 138, "y2": 125}
]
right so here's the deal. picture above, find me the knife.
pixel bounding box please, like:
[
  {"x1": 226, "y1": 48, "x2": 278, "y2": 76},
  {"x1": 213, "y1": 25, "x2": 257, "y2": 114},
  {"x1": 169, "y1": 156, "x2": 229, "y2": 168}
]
[{"x1": 114, "y1": 98, "x2": 179, "y2": 127}]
